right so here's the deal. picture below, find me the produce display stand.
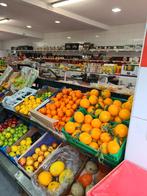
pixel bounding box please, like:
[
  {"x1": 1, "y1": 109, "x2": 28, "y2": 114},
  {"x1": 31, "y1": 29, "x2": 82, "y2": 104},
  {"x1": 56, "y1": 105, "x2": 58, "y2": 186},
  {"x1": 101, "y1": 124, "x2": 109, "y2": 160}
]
[{"x1": 0, "y1": 76, "x2": 131, "y2": 196}]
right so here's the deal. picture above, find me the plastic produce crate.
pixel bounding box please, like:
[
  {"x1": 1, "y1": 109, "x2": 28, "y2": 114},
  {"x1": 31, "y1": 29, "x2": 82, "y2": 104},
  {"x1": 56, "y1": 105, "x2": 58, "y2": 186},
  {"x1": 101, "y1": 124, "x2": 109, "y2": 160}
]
[
  {"x1": 17, "y1": 132, "x2": 62, "y2": 177},
  {"x1": 62, "y1": 108, "x2": 127, "y2": 167},
  {"x1": 2, "y1": 87, "x2": 37, "y2": 111},
  {"x1": 87, "y1": 160, "x2": 147, "y2": 196}
]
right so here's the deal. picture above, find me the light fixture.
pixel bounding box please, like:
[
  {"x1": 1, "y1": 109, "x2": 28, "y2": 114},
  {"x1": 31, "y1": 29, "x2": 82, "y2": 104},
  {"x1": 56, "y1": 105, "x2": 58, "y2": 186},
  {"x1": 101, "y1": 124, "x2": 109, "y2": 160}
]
[
  {"x1": 52, "y1": 0, "x2": 81, "y2": 8},
  {"x1": 67, "y1": 36, "x2": 71, "y2": 39},
  {"x1": 0, "y1": 2, "x2": 7, "y2": 7},
  {"x1": 55, "y1": 20, "x2": 61, "y2": 24},
  {"x1": 112, "y1": 7, "x2": 121, "y2": 13},
  {"x1": 0, "y1": 18, "x2": 10, "y2": 24},
  {"x1": 26, "y1": 25, "x2": 32, "y2": 28},
  {"x1": 96, "y1": 35, "x2": 99, "y2": 38}
]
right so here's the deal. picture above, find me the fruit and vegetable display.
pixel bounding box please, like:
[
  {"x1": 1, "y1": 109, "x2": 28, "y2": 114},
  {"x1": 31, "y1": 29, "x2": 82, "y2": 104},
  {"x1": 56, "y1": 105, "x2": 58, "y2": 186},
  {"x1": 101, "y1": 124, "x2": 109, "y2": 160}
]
[
  {"x1": 0, "y1": 117, "x2": 18, "y2": 132},
  {"x1": 0, "y1": 123, "x2": 28, "y2": 147},
  {"x1": 8, "y1": 137, "x2": 33, "y2": 157},
  {"x1": 18, "y1": 142, "x2": 59, "y2": 174},
  {"x1": 36, "y1": 91, "x2": 52, "y2": 101},
  {"x1": 70, "y1": 160, "x2": 112, "y2": 196},
  {"x1": 79, "y1": 89, "x2": 132, "y2": 123},
  {"x1": 15, "y1": 96, "x2": 42, "y2": 115},
  {"x1": 38, "y1": 88, "x2": 84, "y2": 131},
  {"x1": 32, "y1": 145, "x2": 86, "y2": 196}
]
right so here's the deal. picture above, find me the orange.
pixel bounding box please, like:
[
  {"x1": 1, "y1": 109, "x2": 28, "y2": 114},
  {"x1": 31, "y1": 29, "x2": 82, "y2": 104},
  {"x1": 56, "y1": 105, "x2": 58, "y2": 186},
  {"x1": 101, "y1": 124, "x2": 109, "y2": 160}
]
[
  {"x1": 66, "y1": 104, "x2": 71, "y2": 109},
  {"x1": 55, "y1": 101, "x2": 61, "y2": 108},
  {"x1": 80, "y1": 98, "x2": 90, "y2": 109},
  {"x1": 76, "y1": 99, "x2": 81, "y2": 105},
  {"x1": 122, "y1": 101, "x2": 132, "y2": 111},
  {"x1": 91, "y1": 128, "x2": 101, "y2": 140},
  {"x1": 65, "y1": 122, "x2": 76, "y2": 134},
  {"x1": 62, "y1": 88, "x2": 69, "y2": 95},
  {"x1": 98, "y1": 101, "x2": 105, "y2": 109},
  {"x1": 47, "y1": 114, "x2": 52, "y2": 118},
  {"x1": 75, "y1": 122, "x2": 81, "y2": 128},
  {"x1": 119, "y1": 109, "x2": 130, "y2": 120},
  {"x1": 89, "y1": 95, "x2": 98, "y2": 105},
  {"x1": 99, "y1": 111, "x2": 111, "y2": 123},
  {"x1": 100, "y1": 142, "x2": 108, "y2": 154},
  {"x1": 72, "y1": 104, "x2": 77, "y2": 110},
  {"x1": 108, "y1": 104, "x2": 119, "y2": 116},
  {"x1": 51, "y1": 110, "x2": 57, "y2": 116},
  {"x1": 81, "y1": 124, "x2": 92, "y2": 132},
  {"x1": 89, "y1": 142, "x2": 99, "y2": 150},
  {"x1": 38, "y1": 171, "x2": 52, "y2": 186},
  {"x1": 56, "y1": 93, "x2": 62, "y2": 100},
  {"x1": 104, "y1": 98, "x2": 113, "y2": 105},
  {"x1": 113, "y1": 100, "x2": 122, "y2": 107},
  {"x1": 90, "y1": 89, "x2": 99, "y2": 97},
  {"x1": 65, "y1": 109, "x2": 73, "y2": 117},
  {"x1": 114, "y1": 116, "x2": 122, "y2": 123},
  {"x1": 101, "y1": 89, "x2": 111, "y2": 98},
  {"x1": 107, "y1": 140, "x2": 120, "y2": 154},
  {"x1": 91, "y1": 119, "x2": 101, "y2": 128},
  {"x1": 50, "y1": 104, "x2": 56, "y2": 110},
  {"x1": 57, "y1": 110, "x2": 64, "y2": 118},
  {"x1": 69, "y1": 100, "x2": 74, "y2": 105},
  {"x1": 46, "y1": 103, "x2": 51, "y2": 109},
  {"x1": 39, "y1": 107, "x2": 46, "y2": 115},
  {"x1": 84, "y1": 114, "x2": 93, "y2": 124},
  {"x1": 74, "y1": 111, "x2": 85, "y2": 123},
  {"x1": 79, "y1": 132, "x2": 92, "y2": 145},
  {"x1": 65, "y1": 117, "x2": 71, "y2": 122},
  {"x1": 53, "y1": 115, "x2": 59, "y2": 120},
  {"x1": 75, "y1": 90, "x2": 83, "y2": 98},
  {"x1": 87, "y1": 106, "x2": 95, "y2": 113},
  {"x1": 114, "y1": 124, "x2": 128, "y2": 138},
  {"x1": 100, "y1": 132, "x2": 112, "y2": 143}
]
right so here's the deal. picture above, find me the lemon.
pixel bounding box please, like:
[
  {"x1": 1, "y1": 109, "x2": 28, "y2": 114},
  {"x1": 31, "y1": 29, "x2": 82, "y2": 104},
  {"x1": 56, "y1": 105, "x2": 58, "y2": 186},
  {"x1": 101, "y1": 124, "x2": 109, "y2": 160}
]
[
  {"x1": 16, "y1": 150, "x2": 20, "y2": 156},
  {"x1": 26, "y1": 140, "x2": 32, "y2": 146},
  {"x1": 20, "y1": 140, "x2": 26, "y2": 146},
  {"x1": 15, "y1": 106, "x2": 20, "y2": 112},
  {"x1": 29, "y1": 96, "x2": 35, "y2": 100},
  {"x1": 24, "y1": 98, "x2": 29, "y2": 102},
  {"x1": 26, "y1": 137, "x2": 31, "y2": 141},
  {"x1": 36, "y1": 98, "x2": 41, "y2": 104},
  {"x1": 11, "y1": 145, "x2": 18, "y2": 152},
  {"x1": 50, "y1": 161, "x2": 65, "y2": 177}
]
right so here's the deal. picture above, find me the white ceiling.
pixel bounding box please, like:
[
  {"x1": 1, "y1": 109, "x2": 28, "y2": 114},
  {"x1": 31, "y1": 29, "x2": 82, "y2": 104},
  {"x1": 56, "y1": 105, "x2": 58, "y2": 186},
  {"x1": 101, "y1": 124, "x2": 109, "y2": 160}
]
[
  {"x1": 0, "y1": 0, "x2": 146, "y2": 41},
  {"x1": 0, "y1": 31, "x2": 27, "y2": 40},
  {"x1": 62, "y1": 0, "x2": 147, "y2": 25}
]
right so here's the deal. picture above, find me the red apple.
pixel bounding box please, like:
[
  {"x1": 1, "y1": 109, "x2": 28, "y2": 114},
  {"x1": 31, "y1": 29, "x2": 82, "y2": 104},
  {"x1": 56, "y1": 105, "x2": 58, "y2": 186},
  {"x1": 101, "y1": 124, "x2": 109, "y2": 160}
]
[{"x1": 19, "y1": 157, "x2": 26, "y2": 166}]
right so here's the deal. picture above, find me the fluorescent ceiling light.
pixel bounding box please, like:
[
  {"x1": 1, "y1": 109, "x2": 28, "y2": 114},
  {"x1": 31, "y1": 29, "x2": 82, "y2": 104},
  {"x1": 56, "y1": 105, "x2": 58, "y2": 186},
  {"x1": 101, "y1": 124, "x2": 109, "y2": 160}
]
[
  {"x1": 26, "y1": 25, "x2": 32, "y2": 28},
  {"x1": 52, "y1": 0, "x2": 81, "y2": 8},
  {"x1": 0, "y1": 2, "x2": 7, "y2": 7},
  {"x1": 55, "y1": 20, "x2": 61, "y2": 24},
  {"x1": 67, "y1": 36, "x2": 71, "y2": 39},
  {"x1": 112, "y1": 7, "x2": 121, "y2": 13},
  {"x1": 96, "y1": 35, "x2": 99, "y2": 38},
  {"x1": 0, "y1": 18, "x2": 10, "y2": 24}
]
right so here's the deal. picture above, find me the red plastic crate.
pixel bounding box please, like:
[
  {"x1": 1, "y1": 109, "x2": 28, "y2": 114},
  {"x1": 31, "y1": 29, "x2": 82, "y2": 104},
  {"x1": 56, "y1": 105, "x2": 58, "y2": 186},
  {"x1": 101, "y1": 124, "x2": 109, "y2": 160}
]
[{"x1": 87, "y1": 160, "x2": 147, "y2": 196}]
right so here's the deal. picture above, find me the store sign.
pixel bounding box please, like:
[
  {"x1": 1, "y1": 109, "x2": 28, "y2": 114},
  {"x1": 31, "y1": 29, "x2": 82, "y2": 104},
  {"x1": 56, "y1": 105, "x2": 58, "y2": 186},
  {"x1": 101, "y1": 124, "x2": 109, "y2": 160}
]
[{"x1": 141, "y1": 31, "x2": 147, "y2": 67}]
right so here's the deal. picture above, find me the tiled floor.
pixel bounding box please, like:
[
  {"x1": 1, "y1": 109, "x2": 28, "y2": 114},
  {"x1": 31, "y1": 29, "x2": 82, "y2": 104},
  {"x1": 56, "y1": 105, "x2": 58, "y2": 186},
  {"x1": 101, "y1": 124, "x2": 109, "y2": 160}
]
[{"x1": 0, "y1": 166, "x2": 21, "y2": 196}]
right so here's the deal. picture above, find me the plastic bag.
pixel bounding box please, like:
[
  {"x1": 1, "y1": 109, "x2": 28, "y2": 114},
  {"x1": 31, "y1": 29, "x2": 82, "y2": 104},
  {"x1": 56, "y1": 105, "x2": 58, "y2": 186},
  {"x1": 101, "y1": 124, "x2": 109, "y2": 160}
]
[
  {"x1": 10, "y1": 67, "x2": 39, "y2": 92},
  {"x1": 32, "y1": 145, "x2": 85, "y2": 196}
]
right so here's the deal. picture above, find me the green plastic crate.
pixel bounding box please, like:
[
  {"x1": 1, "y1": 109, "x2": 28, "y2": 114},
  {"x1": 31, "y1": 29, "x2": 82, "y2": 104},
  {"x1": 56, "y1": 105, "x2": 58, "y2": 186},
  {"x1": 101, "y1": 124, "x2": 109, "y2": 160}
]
[{"x1": 62, "y1": 129, "x2": 126, "y2": 167}]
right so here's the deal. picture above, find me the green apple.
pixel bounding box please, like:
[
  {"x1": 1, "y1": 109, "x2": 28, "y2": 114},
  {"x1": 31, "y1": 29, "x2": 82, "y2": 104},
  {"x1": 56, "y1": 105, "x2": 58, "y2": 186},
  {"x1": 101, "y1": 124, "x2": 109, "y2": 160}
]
[
  {"x1": 10, "y1": 128, "x2": 15, "y2": 134},
  {"x1": 13, "y1": 137, "x2": 18, "y2": 142},
  {"x1": 0, "y1": 135, "x2": 5, "y2": 141}
]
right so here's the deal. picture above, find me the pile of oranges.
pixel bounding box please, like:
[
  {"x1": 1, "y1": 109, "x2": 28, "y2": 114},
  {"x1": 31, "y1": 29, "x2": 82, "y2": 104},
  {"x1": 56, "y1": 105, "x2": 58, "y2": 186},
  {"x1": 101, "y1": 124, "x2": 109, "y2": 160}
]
[
  {"x1": 38, "y1": 88, "x2": 84, "y2": 131},
  {"x1": 64, "y1": 111, "x2": 128, "y2": 155},
  {"x1": 79, "y1": 89, "x2": 132, "y2": 124}
]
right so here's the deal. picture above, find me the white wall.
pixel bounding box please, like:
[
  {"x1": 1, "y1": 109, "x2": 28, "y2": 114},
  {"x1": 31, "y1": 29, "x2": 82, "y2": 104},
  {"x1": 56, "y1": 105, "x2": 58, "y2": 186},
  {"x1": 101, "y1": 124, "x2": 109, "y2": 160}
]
[{"x1": 1, "y1": 23, "x2": 146, "y2": 50}]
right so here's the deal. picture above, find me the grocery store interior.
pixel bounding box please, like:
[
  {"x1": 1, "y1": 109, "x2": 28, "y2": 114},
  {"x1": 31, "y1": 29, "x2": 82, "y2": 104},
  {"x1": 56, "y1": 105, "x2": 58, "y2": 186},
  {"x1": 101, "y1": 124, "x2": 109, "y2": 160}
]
[{"x1": 0, "y1": 0, "x2": 147, "y2": 195}]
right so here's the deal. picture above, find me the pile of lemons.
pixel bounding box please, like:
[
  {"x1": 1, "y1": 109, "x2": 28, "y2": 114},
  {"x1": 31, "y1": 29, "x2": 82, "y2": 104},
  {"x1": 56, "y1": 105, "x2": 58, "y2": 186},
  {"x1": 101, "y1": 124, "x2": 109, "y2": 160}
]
[{"x1": 15, "y1": 96, "x2": 42, "y2": 115}]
